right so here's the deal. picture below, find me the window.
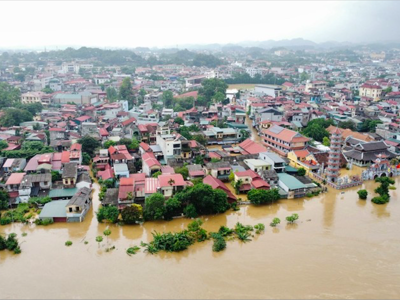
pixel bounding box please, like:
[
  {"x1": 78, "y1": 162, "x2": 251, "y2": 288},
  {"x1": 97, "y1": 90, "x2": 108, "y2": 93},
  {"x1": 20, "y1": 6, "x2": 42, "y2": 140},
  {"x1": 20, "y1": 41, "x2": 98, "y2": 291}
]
[{"x1": 69, "y1": 207, "x2": 72, "y2": 212}]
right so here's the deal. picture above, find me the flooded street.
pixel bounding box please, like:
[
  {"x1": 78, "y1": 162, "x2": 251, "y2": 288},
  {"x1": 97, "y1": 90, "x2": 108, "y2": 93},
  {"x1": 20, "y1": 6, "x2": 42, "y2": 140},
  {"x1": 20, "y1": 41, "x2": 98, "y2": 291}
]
[
  {"x1": 245, "y1": 115, "x2": 261, "y2": 143},
  {"x1": 1, "y1": 177, "x2": 400, "y2": 299}
]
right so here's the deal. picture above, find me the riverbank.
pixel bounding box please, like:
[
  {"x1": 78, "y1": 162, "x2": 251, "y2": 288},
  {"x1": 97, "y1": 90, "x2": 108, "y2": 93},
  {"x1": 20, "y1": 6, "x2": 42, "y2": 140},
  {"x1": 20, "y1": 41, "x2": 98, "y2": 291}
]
[{"x1": 0, "y1": 174, "x2": 399, "y2": 299}]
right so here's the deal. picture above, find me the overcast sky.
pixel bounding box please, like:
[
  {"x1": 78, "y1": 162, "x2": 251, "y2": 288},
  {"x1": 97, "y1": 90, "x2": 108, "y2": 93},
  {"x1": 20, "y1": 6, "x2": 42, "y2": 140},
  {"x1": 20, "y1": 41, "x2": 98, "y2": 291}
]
[{"x1": 0, "y1": 1, "x2": 398, "y2": 49}]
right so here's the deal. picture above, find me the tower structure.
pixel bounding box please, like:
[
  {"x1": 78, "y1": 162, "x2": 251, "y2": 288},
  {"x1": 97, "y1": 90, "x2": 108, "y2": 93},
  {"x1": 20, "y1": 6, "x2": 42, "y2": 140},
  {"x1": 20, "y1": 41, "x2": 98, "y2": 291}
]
[{"x1": 326, "y1": 127, "x2": 342, "y2": 183}]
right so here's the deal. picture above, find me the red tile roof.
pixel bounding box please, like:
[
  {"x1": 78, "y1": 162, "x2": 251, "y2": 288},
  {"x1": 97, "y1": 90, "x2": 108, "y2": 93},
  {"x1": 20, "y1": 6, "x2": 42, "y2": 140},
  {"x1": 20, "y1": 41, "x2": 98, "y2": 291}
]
[
  {"x1": 158, "y1": 174, "x2": 186, "y2": 187},
  {"x1": 75, "y1": 115, "x2": 92, "y2": 122},
  {"x1": 293, "y1": 149, "x2": 310, "y2": 158},
  {"x1": 121, "y1": 117, "x2": 137, "y2": 126},
  {"x1": 6, "y1": 173, "x2": 26, "y2": 185},
  {"x1": 139, "y1": 142, "x2": 151, "y2": 152},
  {"x1": 203, "y1": 175, "x2": 236, "y2": 201},
  {"x1": 61, "y1": 151, "x2": 70, "y2": 163},
  {"x1": 239, "y1": 139, "x2": 267, "y2": 154},
  {"x1": 71, "y1": 143, "x2": 82, "y2": 151},
  {"x1": 120, "y1": 177, "x2": 134, "y2": 186},
  {"x1": 143, "y1": 152, "x2": 161, "y2": 168}
]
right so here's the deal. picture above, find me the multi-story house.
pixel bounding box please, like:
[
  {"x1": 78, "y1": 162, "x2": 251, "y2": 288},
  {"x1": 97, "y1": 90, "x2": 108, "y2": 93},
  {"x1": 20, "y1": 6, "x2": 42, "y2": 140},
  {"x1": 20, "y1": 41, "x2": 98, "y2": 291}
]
[
  {"x1": 62, "y1": 163, "x2": 78, "y2": 188},
  {"x1": 359, "y1": 84, "x2": 383, "y2": 101},
  {"x1": 262, "y1": 125, "x2": 310, "y2": 156},
  {"x1": 21, "y1": 91, "x2": 46, "y2": 105}
]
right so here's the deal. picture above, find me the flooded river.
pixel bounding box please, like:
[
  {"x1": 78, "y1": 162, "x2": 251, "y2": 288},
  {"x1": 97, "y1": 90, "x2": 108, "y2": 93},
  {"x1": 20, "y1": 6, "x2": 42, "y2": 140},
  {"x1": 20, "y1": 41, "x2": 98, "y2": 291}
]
[{"x1": 1, "y1": 176, "x2": 400, "y2": 299}]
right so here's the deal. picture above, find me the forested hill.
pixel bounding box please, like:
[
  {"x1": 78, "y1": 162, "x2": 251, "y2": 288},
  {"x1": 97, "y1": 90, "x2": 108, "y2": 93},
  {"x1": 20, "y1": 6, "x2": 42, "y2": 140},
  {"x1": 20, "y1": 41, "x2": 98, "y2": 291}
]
[{"x1": 0, "y1": 47, "x2": 226, "y2": 68}]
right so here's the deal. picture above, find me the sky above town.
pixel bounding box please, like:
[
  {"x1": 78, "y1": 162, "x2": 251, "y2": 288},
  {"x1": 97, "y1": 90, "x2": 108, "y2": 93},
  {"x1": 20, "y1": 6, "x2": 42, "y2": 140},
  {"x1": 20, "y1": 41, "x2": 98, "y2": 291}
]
[{"x1": 1, "y1": 1, "x2": 399, "y2": 49}]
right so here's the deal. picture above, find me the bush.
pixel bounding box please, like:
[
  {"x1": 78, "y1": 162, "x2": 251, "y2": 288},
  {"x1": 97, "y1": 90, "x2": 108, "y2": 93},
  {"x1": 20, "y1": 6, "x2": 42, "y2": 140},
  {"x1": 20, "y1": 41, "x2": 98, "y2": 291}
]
[
  {"x1": 248, "y1": 189, "x2": 280, "y2": 205},
  {"x1": 371, "y1": 195, "x2": 389, "y2": 205},
  {"x1": 97, "y1": 206, "x2": 119, "y2": 223},
  {"x1": 357, "y1": 189, "x2": 368, "y2": 200},
  {"x1": 270, "y1": 217, "x2": 280, "y2": 227},
  {"x1": 297, "y1": 168, "x2": 306, "y2": 176},
  {"x1": 306, "y1": 192, "x2": 313, "y2": 198},
  {"x1": 34, "y1": 218, "x2": 54, "y2": 226},
  {"x1": 121, "y1": 204, "x2": 143, "y2": 224},
  {"x1": 286, "y1": 213, "x2": 299, "y2": 223},
  {"x1": 183, "y1": 204, "x2": 198, "y2": 218},
  {"x1": 0, "y1": 217, "x2": 12, "y2": 226},
  {"x1": 0, "y1": 233, "x2": 21, "y2": 254},
  {"x1": 211, "y1": 234, "x2": 226, "y2": 252},
  {"x1": 65, "y1": 241, "x2": 73, "y2": 246},
  {"x1": 127, "y1": 246, "x2": 141, "y2": 256},
  {"x1": 254, "y1": 223, "x2": 265, "y2": 234}
]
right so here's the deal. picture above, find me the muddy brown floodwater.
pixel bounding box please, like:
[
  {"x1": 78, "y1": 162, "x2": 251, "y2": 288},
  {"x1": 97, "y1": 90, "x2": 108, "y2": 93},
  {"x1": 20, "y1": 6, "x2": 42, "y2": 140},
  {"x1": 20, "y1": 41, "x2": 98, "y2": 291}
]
[{"x1": 1, "y1": 173, "x2": 400, "y2": 299}]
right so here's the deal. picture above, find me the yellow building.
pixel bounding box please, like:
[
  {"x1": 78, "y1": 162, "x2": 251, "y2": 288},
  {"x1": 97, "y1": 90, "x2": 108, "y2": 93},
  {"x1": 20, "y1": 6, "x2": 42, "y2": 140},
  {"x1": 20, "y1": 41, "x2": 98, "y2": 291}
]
[
  {"x1": 287, "y1": 149, "x2": 319, "y2": 175},
  {"x1": 359, "y1": 84, "x2": 382, "y2": 101}
]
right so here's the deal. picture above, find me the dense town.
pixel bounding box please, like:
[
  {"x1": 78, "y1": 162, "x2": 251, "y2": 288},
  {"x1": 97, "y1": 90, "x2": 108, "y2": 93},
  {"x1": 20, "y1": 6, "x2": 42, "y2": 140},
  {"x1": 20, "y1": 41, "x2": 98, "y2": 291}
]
[{"x1": 0, "y1": 45, "x2": 399, "y2": 227}]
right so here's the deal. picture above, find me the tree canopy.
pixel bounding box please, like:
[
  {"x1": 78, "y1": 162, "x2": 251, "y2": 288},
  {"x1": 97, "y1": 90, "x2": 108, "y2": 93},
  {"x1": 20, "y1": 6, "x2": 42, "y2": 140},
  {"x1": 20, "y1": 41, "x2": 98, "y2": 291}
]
[
  {"x1": 248, "y1": 189, "x2": 280, "y2": 205},
  {"x1": 144, "y1": 193, "x2": 166, "y2": 221},
  {"x1": 78, "y1": 136, "x2": 101, "y2": 157}
]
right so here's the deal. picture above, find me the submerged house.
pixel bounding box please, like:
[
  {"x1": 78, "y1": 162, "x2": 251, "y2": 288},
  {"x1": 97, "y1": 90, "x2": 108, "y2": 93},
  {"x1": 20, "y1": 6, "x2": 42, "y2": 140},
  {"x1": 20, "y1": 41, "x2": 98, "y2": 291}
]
[{"x1": 39, "y1": 187, "x2": 92, "y2": 222}]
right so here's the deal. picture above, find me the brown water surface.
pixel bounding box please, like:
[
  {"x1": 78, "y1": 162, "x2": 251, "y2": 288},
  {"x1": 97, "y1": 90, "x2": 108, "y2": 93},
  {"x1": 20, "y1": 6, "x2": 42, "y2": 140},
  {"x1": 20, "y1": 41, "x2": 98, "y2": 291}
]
[{"x1": 1, "y1": 176, "x2": 400, "y2": 299}]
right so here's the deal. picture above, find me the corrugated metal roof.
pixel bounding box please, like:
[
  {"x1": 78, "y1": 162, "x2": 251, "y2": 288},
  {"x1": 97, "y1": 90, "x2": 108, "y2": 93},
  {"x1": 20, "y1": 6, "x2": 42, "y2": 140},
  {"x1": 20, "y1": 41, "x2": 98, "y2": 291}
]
[
  {"x1": 49, "y1": 188, "x2": 78, "y2": 198},
  {"x1": 278, "y1": 173, "x2": 306, "y2": 190},
  {"x1": 39, "y1": 200, "x2": 68, "y2": 218}
]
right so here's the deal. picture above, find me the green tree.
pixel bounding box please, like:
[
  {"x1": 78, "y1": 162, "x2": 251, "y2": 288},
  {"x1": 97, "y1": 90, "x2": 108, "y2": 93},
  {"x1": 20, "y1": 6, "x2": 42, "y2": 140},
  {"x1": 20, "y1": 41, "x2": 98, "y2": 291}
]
[
  {"x1": 0, "y1": 82, "x2": 21, "y2": 109},
  {"x1": 129, "y1": 137, "x2": 139, "y2": 150},
  {"x1": 119, "y1": 77, "x2": 135, "y2": 109},
  {"x1": 322, "y1": 136, "x2": 330, "y2": 146},
  {"x1": 174, "y1": 166, "x2": 189, "y2": 179},
  {"x1": 384, "y1": 86, "x2": 393, "y2": 93},
  {"x1": 302, "y1": 123, "x2": 329, "y2": 142},
  {"x1": 104, "y1": 140, "x2": 116, "y2": 148},
  {"x1": 175, "y1": 183, "x2": 230, "y2": 216},
  {"x1": 42, "y1": 86, "x2": 54, "y2": 94},
  {"x1": 228, "y1": 171, "x2": 235, "y2": 182},
  {"x1": 0, "y1": 189, "x2": 10, "y2": 210},
  {"x1": 51, "y1": 171, "x2": 62, "y2": 182},
  {"x1": 374, "y1": 176, "x2": 395, "y2": 200},
  {"x1": 338, "y1": 120, "x2": 355, "y2": 131},
  {"x1": 95, "y1": 236, "x2": 103, "y2": 247},
  {"x1": 360, "y1": 119, "x2": 382, "y2": 133},
  {"x1": 82, "y1": 152, "x2": 91, "y2": 165},
  {"x1": 106, "y1": 87, "x2": 118, "y2": 102},
  {"x1": 174, "y1": 117, "x2": 184, "y2": 125},
  {"x1": 121, "y1": 204, "x2": 143, "y2": 224},
  {"x1": 234, "y1": 179, "x2": 243, "y2": 195},
  {"x1": 270, "y1": 217, "x2": 281, "y2": 227},
  {"x1": 286, "y1": 213, "x2": 299, "y2": 223},
  {"x1": 96, "y1": 206, "x2": 119, "y2": 223},
  {"x1": 297, "y1": 168, "x2": 306, "y2": 176},
  {"x1": 162, "y1": 90, "x2": 174, "y2": 108},
  {"x1": 193, "y1": 134, "x2": 207, "y2": 146},
  {"x1": 78, "y1": 136, "x2": 101, "y2": 157},
  {"x1": 0, "y1": 108, "x2": 33, "y2": 127},
  {"x1": 164, "y1": 197, "x2": 183, "y2": 220},
  {"x1": 152, "y1": 171, "x2": 162, "y2": 178},
  {"x1": 357, "y1": 189, "x2": 368, "y2": 200},
  {"x1": 118, "y1": 138, "x2": 132, "y2": 149},
  {"x1": 144, "y1": 193, "x2": 166, "y2": 221},
  {"x1": 248, "y1": 189, "x2": 280, "y2": 205},
  {"x1": 198, "y1": 78, "x2": 228, "y2": 107},
  {"x1": 0, "y1": 140, "x2": 8, "y2": 150}
]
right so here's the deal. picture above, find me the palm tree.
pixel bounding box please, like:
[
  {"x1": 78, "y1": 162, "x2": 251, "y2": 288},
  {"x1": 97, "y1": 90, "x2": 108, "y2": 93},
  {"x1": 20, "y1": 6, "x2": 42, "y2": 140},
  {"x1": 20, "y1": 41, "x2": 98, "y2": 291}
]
[{"x1": 168, "y1": 178, "x2": 175, "y2": 186}]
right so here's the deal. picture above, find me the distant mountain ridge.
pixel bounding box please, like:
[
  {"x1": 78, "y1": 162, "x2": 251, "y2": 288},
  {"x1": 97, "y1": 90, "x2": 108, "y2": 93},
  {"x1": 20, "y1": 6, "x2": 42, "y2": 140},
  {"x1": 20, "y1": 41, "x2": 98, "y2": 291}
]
[{"x1": 174, "y1": 38, "x2": 400, "y2": 51}]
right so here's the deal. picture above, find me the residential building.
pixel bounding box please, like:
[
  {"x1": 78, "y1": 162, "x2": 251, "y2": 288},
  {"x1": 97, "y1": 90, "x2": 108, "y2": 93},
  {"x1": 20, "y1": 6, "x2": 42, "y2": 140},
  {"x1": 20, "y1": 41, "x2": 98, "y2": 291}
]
[
  {"x1": 259, "y1": 151, "x2": 286, "y2": 173},
  {"x1": 262, "y1": 125, "x2": 310, "y2": 156}
]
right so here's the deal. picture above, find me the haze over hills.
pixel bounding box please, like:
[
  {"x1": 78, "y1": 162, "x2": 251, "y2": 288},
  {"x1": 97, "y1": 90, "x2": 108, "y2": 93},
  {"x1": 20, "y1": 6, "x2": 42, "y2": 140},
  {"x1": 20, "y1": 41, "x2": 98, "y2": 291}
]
[{"x1": 2, "y1": 38, "x2": 400, "y2": 53}]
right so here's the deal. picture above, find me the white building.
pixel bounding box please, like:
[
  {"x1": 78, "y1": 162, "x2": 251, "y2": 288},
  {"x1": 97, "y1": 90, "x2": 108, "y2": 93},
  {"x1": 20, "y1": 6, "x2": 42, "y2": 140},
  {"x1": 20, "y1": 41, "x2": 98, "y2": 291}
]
[
  {"x1": 254, "y1": 84, "x2": 282, "y2": 97},
  {"x1": 61, "y1": 62, "x2": 80, "y2": 74}
]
